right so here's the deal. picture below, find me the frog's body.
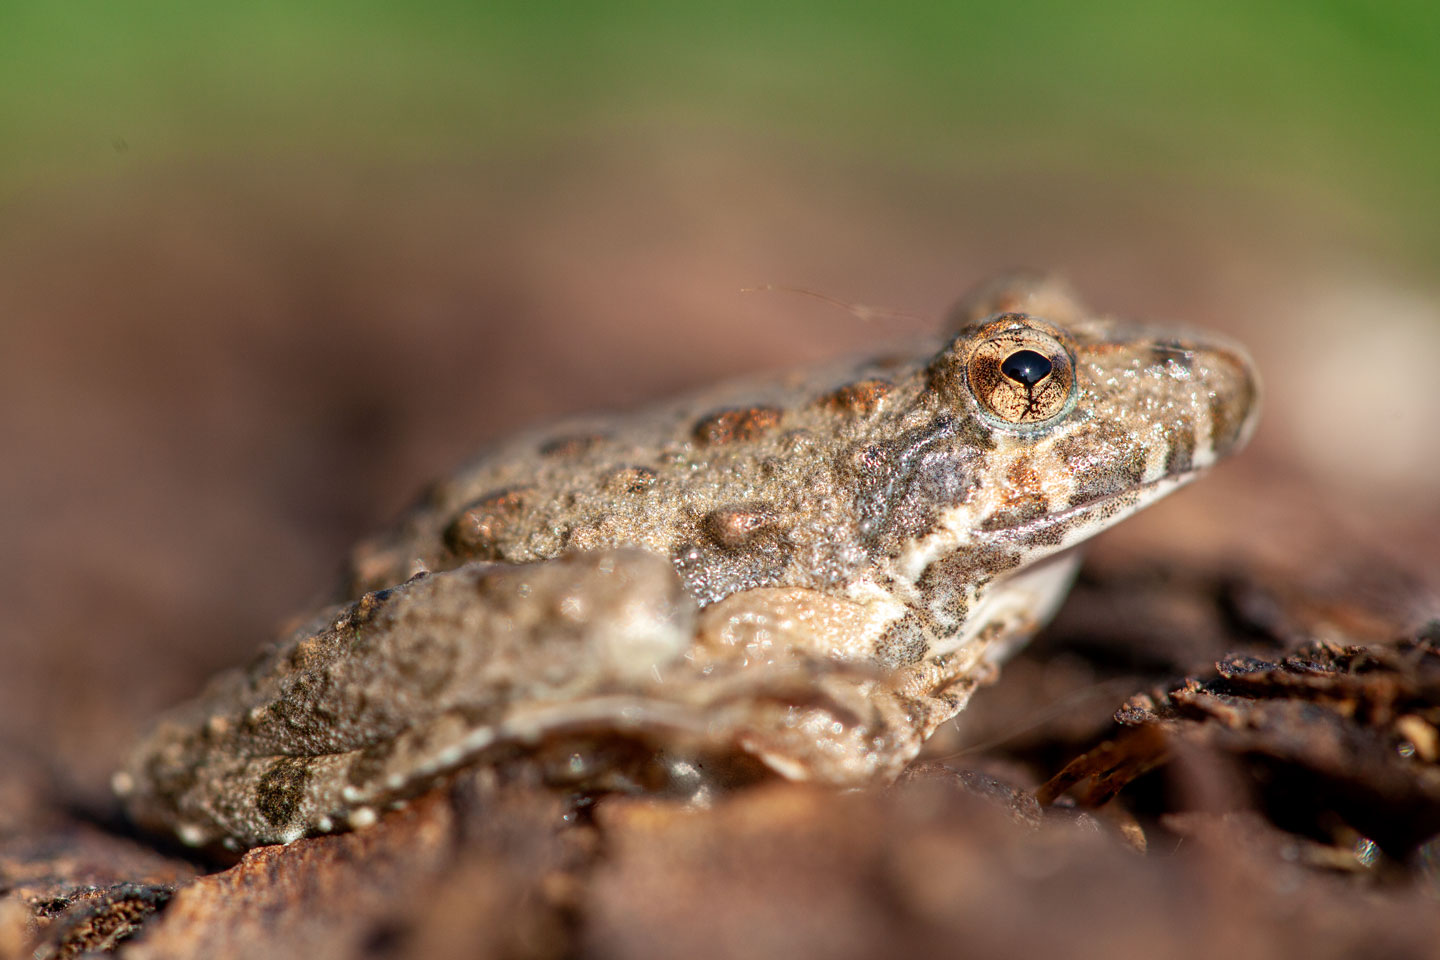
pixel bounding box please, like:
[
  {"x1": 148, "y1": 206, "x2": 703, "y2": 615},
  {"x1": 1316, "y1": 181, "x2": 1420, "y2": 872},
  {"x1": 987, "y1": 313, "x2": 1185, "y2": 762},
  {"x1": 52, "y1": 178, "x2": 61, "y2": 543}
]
[{"x1": 117, "y1": 275, "x2": 1259, "y2": 851}]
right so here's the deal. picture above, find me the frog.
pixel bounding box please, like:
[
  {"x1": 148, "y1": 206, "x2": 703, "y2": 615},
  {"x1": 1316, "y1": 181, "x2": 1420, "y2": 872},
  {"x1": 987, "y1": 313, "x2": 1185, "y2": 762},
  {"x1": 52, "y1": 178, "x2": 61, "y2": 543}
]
[{"x1": 114, "y1": 273, "x2": 1259, "y2": 852}]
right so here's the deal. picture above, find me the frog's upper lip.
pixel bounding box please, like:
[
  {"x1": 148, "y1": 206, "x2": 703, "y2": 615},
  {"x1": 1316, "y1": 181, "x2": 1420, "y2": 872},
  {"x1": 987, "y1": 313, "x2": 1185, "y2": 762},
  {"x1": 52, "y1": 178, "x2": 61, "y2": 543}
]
[{"x1": 975, "y1": 470, "x2": 1203, "y2": 546}]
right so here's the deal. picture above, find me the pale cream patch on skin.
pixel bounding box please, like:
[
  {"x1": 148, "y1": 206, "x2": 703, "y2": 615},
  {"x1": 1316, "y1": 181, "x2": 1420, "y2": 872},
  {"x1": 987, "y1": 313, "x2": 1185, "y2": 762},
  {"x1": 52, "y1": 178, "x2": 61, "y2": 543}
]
[{"x1": 696, "y1": 586, "x2": 901, "y2": 665}]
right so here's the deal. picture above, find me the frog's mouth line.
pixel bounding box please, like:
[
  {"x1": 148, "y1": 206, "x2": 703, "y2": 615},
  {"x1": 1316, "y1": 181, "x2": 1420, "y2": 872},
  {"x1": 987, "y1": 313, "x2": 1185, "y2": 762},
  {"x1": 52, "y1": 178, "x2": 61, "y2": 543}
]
[{"x1": 975, "y1": 470, "x2": 1203, "y2": 550}]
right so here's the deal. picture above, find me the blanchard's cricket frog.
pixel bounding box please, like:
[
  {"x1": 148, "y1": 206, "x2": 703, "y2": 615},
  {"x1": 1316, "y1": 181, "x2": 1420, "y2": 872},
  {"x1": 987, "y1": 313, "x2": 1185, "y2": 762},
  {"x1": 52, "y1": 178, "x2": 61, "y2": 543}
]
[{"x1": 116, "y1": 274, "x2": 1259, "y2": 851}]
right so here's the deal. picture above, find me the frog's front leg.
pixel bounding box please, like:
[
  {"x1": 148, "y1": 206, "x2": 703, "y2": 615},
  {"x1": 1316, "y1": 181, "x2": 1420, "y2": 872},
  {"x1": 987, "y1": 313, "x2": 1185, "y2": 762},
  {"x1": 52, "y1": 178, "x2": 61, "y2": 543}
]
[
  {"x1": 692, "y1": 549, "x2": 1085, "y2": 785},
  {"x1": 690, "y1": 587, "x2": 939, "y2": 785}
]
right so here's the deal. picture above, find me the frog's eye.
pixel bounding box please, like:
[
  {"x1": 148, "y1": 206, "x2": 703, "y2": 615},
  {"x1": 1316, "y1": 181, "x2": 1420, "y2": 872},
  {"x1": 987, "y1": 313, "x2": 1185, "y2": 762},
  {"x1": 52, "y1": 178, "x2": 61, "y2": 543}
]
[
  {"x1": 1000, "y1": 349, "x2": 1052, "y2": 386},
  {"x1": 966, "y1": 328, "x2": 1076, "y2": 426}
]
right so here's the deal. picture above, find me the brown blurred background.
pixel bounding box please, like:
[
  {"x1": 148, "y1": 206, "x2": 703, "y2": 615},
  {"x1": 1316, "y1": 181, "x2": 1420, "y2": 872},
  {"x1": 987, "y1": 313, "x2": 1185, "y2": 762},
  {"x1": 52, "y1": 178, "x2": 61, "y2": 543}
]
[{"x1": 1, "y1": 3, "x2": 1437, "y2": 802}]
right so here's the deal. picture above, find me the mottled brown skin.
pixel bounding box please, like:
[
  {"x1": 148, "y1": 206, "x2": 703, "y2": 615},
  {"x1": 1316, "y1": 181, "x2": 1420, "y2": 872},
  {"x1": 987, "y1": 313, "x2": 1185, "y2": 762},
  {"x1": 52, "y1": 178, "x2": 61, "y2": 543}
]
[
  {"x1": 118, "y1": 274, "x2": 1260, "y2": 852},
  {"x1": 346, "y1": 275, "x2": 1254, "y2": 627}
]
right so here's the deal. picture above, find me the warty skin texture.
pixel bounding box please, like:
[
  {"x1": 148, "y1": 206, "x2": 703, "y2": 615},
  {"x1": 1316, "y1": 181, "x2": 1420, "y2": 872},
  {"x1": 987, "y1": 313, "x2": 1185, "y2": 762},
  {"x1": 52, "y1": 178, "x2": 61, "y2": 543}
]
[{"x1": 117, "y1": 274, "x2": 1259, "y2": 851}]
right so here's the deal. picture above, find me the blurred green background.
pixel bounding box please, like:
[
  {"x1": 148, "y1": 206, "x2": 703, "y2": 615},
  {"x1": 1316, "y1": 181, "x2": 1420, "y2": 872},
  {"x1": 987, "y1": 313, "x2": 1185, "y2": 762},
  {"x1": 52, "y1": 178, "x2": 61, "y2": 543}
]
[{"x1": 3, "y1": 1, "x2": 1436, "y2": 261}]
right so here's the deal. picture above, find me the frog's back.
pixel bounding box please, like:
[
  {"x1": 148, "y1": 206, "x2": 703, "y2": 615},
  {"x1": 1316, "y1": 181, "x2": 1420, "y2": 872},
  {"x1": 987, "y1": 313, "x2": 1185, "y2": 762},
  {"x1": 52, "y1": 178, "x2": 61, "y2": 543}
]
[
  {"x1": 346, "y1": 341, "x2": 968, "y2": 606},
  {"x1": 345, "y1": 274, "x2": 1257, "y2": 623}
]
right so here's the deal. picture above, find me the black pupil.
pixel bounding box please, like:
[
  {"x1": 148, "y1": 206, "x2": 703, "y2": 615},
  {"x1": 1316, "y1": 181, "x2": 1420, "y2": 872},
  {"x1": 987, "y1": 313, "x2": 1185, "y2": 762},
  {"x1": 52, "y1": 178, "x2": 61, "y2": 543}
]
[{"x1": 1000, "y1": 349, "x2": 1052, "y2": 387}]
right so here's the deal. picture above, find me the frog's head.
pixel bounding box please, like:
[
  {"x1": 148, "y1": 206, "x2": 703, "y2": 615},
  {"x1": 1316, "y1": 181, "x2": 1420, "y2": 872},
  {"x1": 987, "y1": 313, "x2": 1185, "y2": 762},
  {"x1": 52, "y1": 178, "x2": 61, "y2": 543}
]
[{"x1": 919, "y1": 274, "x2": 1260, "y2": 566}]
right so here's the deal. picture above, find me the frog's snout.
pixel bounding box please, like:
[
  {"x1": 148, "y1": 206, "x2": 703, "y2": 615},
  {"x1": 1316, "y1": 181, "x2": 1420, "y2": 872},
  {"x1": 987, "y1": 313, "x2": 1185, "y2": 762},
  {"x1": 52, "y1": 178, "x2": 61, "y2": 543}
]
[
  {"x1": 1192, "y1": 338, "x2": 1261, "y2": 464},
  {"x1": 1089, "y1": 329, "x2": 1261, "y2": 483},
  {"x1": 1138, "y1": 332, "x2": 1261, "y2": 476}
]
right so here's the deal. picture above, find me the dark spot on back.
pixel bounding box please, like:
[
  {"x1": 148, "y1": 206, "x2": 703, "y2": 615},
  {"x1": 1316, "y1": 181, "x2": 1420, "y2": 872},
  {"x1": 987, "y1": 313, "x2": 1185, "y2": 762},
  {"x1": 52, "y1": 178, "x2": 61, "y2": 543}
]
[
  {"x1": 603, "y1": 465, "x2": 658, "y2": 494},
  {"x1": 692, "y1": 406, "x2": 783, "y2": 447},
  {"x1": 671, "y1": 535, "x2": 793, "y2": 607},
  {"x1": 257, "y1": 757, "x2": 311, "y2": 827},
  {"x1": 702, "y1": 501, "x2": 784, "y2": 550},
  {"x1": 817, "y1": 379, "x2": 892, "y2": 416},
  {"x1": 540, "y1": 433, "x2": 607, "y2": 458},
  {"x1": 444, "y1": 487, "x2": 535, "y2": 560}
]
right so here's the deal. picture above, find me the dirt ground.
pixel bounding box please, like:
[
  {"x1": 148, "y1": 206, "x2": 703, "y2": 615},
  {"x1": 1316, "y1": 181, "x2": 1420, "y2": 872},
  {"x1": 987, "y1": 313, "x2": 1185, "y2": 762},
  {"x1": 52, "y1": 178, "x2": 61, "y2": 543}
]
[{"x1": 2, "y1": 140, "x2": 1437, "y2": 959}]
